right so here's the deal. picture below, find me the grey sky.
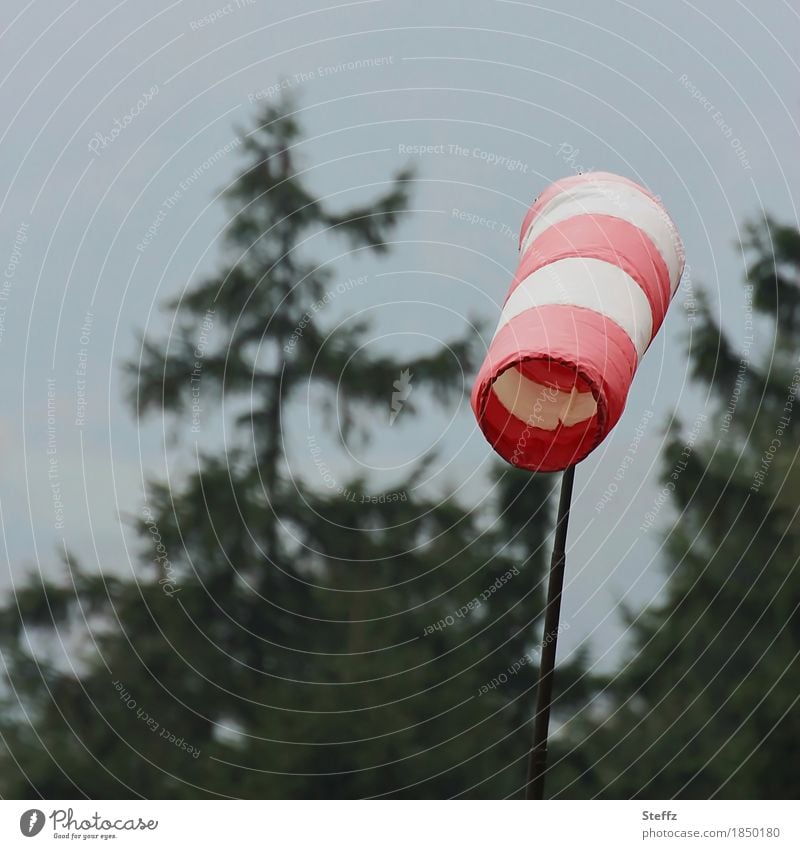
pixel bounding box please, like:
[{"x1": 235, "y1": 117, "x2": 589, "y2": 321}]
[{"x1": 1, "y1": 0, "x2": 798, "y2": 671}]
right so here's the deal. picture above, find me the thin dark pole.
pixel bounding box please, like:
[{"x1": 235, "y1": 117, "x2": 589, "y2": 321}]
[{"x1": 526, "y1": 463, "x2": 576, "y2": 800}]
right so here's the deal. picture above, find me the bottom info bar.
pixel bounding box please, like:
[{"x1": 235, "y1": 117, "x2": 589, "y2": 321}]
[{"x1": 1, "y1": 800, "x2": 795, "y2": 847}]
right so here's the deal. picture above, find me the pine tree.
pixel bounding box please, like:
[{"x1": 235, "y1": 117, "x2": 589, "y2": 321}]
[
  {"x1": 554, "y1": 214, "x2": 800, "y2": 799},
  {"x1": 0, "y1": 97, "x2": 592, "y2": 798}
]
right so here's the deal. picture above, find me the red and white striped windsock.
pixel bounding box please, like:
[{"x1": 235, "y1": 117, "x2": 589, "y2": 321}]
[{"x1": 471, "y1": 171, "x2": 684, "y2": 473}]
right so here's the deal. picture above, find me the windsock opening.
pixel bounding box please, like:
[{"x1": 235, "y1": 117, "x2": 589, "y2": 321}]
[
  {"x1": 473, "y1": 347, "x2": 610, "y2": 473},
  {"x1": 492, "y1": 365, "x2": 597, "y2": 431}
]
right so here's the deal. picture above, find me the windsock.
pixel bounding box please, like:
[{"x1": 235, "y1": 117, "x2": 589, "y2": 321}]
[{"x1": 471, "y1": 171, "x2": 684, "y2": 472}]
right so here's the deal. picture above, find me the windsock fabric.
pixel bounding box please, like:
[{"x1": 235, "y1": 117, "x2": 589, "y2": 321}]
[{"x1": 471, "y1": 171, "x2": 684, "y2": 472}]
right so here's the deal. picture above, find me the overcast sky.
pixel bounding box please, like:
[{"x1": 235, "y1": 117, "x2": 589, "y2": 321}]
[{"x1": 1, "y1": 0, "x2": 798, "y2": 671}]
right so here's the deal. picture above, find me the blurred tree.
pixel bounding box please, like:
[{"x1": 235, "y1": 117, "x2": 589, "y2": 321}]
[
  {"x1": 0, "y1": 97, "x2": 591, "y2": 798},
  {"x1": 553, "y1": 214, "x2": 800, "y2": 799}
]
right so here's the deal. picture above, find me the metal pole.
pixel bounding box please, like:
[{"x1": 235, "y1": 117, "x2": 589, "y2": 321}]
[{"x1": 526, "y1": 463, "x2": 576, "y2": 800}]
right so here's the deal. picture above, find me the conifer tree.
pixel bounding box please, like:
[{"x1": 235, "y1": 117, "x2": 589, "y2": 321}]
[
  {"x1": 0, "y1": 98, "x2": 592, "y2": 798},
  {"x1": 554, "y1": 215, "x2": 800, "y2": 799}
]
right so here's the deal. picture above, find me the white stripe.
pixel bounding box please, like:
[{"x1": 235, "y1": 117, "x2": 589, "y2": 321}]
[
  {"x1": 520, "y1": 179, "x2": 684, "y2": 294},
  {"x1": 495, "y1": 257, "x2": 653, "y2": 358},
  {"x1": 492, "y1": 367, "x2": 597, "y2": 430}
]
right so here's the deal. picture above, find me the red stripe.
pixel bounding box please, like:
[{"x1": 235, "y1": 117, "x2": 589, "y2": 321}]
[
  {"x1": 507, "y1": 214, "x2": 671, "y2": 335},
  {"x1": 471, "y1": 304, "x2": 637, "y2": 471},
  {"x1": 518, "y1": 171, "x2": 668, "y2": 251}
]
